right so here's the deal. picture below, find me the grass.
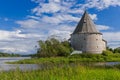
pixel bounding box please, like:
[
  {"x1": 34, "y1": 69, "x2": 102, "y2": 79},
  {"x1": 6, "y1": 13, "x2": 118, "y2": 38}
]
[
  {"x1": 7, "y1": 55, "x2": 120, "y2": 64},
  {"x1": 4, "y1": 54, "x2": 120, "y2": 80},
  {"x1": 0, "y1": 64, "x2": 120, "y2": 80}
]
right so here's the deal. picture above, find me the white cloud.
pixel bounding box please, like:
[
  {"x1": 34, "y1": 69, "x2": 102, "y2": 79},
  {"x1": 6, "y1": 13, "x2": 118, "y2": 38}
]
[
  {"x1": 0, "y1": 30, "x2": 24, "y2": 40},
  {"x1": 103, "y1": 32, "x2": 120, "y2": 42},
  {"x1": 96, "y1": 25, "x2": 110, "y2": 30},
  {"x1": 32, "y1": 3, "x2": 61, "y2": 14},
  {"x1": 48, "y1": 25, "x2": 75, "y2": 40},
  {"x1": 16, "y1": 19, "x2": 40, "y2": 28},
  {"x1": 48, "y1": 30, "x2": 71, "y2": 40},
  {"x1": 31, "y1": 0, "x2": 82, "y2": 16},
  {"x1": 103, "y1": 32, "x2": 120, "y2": 48},
  {"x1": 85, "y1": 0, "x2": 120, "y2": 10},
  {"x1": 54, "y1": 0, "x2": 60, "y2": 2},
  {"x1": 32, "y1": 1, "x2": 70, "y2": 16},
  {"x1": 27, "y1": 16, "x2": 40, "y2": 20},
  {"x1": 0, "y1": 40, "x2": 38, "y2": 54},
  {"x1": 0, "y1": 29, "x2": 46, "y2": 54},
  {"x1": 18, "y1": 0, "x2": 120, "y2": 53},
  {"x1": 42, "y1": 14, "x2": 80, "y2": 24},
  {"x1": 68, "y1": 9, "x2": 84, "y2": 14},
  {"x1": 1, "y1": 0, "x2": 120, "y2": 54},
  {"x1": 89, "y1": 14, "x2": 98, "y2": 20},
  {"x1": 31, "y1": 0, "x2": 120, "y2": 17}
]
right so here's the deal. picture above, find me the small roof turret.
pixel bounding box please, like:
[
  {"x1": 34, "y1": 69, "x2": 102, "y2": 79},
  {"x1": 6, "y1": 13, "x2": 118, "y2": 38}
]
[{"x1": 73, "y1": 11, "x2": 101, "y2": 34}]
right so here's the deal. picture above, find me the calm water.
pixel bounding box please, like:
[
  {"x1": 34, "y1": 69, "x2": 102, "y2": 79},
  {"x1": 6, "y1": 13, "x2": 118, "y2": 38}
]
[
  {"x1": 0, "y1": 57, "x2": 40, "y2": 71},
  {"x1": 95, "y1": 62, "x2": 120, "y2": 66},
  {"x1": 1, "y1": 57, "x2": 120, "y2": 71}
]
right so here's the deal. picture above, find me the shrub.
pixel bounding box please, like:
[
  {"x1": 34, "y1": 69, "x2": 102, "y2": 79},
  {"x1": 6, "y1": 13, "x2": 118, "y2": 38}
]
[
  {"x1": 102, "y1": 50, "x2": 113, "y2": 56},
  {"x1": 70, "y1": 53, "x2": 103, "y2": 59},
  {"x1": 36, "y1": 38, "x2": 73, "y2": 57},
  {"x1": 114, "y1": 48, "x2": 120, "y2": 53},
  {"x1": 80, "y1": 53, "x2": 102, "y2": 58}
]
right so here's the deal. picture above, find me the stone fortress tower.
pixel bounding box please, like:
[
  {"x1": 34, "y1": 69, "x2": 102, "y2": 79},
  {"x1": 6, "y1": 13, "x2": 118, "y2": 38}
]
[{"x1": 71, "y1": 11, "x2": 106, "y2": 54}]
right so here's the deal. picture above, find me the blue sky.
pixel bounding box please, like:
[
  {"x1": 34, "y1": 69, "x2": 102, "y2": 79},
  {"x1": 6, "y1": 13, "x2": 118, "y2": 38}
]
[{"x1": 0, "y1": 0, "x2": 120, "y2": 54}]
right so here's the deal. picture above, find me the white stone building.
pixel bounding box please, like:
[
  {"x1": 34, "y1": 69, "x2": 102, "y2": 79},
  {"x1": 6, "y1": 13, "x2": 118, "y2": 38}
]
[{"x1": 71, "y1": 11, "x2": 107, "y2": 54}]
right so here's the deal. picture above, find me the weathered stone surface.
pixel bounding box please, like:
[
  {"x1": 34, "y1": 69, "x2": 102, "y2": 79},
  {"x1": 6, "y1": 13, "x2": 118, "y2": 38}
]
[{"x1": 71, "y1": 11, "x2": 106, "y2": 54}]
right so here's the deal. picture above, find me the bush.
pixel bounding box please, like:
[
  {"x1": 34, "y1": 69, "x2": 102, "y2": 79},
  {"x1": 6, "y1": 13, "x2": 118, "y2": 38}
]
[
  {"x1": 114, "y1": 48, "x2": 120, "y2": 53},
  {"x1": 70, "y1": 53, "x2": 103, "y2": 59},
  {"x1": 110, "y1": 53, "x2": 120, "y2": 58},
  {"x1": 36, "y1": 38, "x2": 73, "y2": 57},
  {"x1": 102, "y1": 50, "x2": 113, "y2": 56},
  {"x1": 80, "y1": 54, "x2": 102, "y2": 58}
]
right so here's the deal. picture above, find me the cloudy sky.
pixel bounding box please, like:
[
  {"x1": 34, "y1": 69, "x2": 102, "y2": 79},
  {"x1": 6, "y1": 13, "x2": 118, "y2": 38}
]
[{"x1": 0, "y1": 0, "x2": 120, "y2": 54}]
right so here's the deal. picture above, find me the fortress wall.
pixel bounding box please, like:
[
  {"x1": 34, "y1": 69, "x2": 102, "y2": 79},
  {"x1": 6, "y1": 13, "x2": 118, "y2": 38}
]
[
  {"x1": 71, "y1": 33, "x2": 106, "y2": 54},
  {"x1": 83, "y1": 34, "x2": 105, "y2": 53}
]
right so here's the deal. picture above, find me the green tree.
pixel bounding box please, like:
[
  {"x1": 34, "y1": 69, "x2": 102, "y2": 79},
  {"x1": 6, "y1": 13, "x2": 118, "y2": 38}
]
[
  {"x1": 114, "y1": 47, "x2": 120, "y2": 53},
  {"x1": 36, "y1": 38, "x2": 73, "y2": 58},
  {"x1": 107, "y1": 47, "x2": 114, "y2": 53},
  {"x1": 102, "y1": 50, "x2": 113, "y2": 56}
]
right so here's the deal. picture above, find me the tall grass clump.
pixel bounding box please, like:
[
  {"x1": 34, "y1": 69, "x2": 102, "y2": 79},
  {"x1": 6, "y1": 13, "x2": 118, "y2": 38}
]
[{"x1": 0, "y1": 64, "x2": 120, "y2": 80}]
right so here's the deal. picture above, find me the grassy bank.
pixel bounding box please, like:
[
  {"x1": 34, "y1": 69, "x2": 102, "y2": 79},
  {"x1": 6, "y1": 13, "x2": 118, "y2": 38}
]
[
  {"x1": 7, "y1": 54, "x2": 120, "y2": 64},
  {"x1": 0, "y1": 64, "x2": 120, "y2": 80},
  {"x1": 4, "y1": 54, "x2": 120, "y2": 80}
]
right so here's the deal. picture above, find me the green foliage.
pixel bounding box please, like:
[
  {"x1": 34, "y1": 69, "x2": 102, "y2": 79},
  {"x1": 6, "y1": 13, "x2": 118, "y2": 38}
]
[
  {"x1": 9, "y1": 53, "x2": 120, "y2": 64},
  {"x1": 70, "y1": 53, "x2": 102, "y2": 58},
  {"x1": 0, "y1": 52, "x2": 20, "y2": 57},
  {"x1": 107, "y1": 47, "x2": 114, "y2": 52},
  {"x1": 5, "y1": 58, "x2": 120, "y2": 80},
  {"x1": 69, "y1": 52, "x2": 120, "y2": 62},
  {"x1": 107, "y1": 47, "x2": 120, "y2": 54},
  {"x1": 1, "y1": 64, "x2": 120, "y2": 80},
  {"x1": 102, "y1": 50, "x2": 113, "y2": 56},
  {"x1": 36, "y1": 38, "x2": 73, "y2": 57},
  {"x1": 114, "y1": 48, "x2": 120, "y2": 53}
]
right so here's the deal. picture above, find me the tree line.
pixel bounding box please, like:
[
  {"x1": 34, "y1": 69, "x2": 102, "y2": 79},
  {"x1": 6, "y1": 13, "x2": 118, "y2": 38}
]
[
  {"x1": 0, "y1": 52, "x2": 20, "y2": 57},
  {"x1": 32, "y1": 38, "x2": 120, "y2": 58},
  {"x1": 34, "y1": 38, "x2": 73, "y2": 58}
]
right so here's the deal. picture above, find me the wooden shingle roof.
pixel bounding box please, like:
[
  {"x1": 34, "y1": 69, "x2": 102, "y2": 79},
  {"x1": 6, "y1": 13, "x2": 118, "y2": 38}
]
[{"x1": 73, "y1": 11, "x2": 101, "y2": 34}]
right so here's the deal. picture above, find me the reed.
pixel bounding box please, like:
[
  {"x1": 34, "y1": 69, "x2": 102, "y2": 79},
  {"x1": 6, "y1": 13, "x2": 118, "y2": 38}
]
[{"x1": 0, "y1": 64, "x2": 120, "y2": 80}]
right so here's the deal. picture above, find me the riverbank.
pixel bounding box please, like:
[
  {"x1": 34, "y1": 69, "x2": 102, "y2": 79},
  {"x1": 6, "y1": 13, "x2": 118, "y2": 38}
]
[
  {"x1": 1, "y1": 63, "x2": 120, "y2": 80},
  {"x1": 1, "y1": 56, "x2": 120, "y2": 80},
  {"x1": 7, "y1": 56, "x2": 120, "y2": 64},
  {"x1": 4, "y1": 54, "x2": 120, "y2": 80}
]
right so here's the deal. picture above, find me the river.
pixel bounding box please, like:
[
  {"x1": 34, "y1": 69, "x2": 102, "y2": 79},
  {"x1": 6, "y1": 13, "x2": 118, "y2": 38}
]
[
  {"x1": 0, "y1": 57, "x2": 120, "y2": 71},
  {"x1": 0, "y1": 57, "x2": 40, "y2": 71}
]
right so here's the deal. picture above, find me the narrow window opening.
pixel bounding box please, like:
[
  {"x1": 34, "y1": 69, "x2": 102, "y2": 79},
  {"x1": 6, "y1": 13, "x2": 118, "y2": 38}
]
[{"x1": 84, "y1": 19, "x2": 86, "y2": 23}]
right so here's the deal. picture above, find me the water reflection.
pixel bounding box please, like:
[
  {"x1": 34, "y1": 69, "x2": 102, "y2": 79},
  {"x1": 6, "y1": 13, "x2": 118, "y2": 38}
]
[
  {"x1": 1, "y1": 57, "x2": 120, "y2": 71},
  {"x1": 96, "y1": 62, "x2": 120, "y2": 66},
  {"x1": 0, "y1": 57, "x2": 40, "y2": 71}
]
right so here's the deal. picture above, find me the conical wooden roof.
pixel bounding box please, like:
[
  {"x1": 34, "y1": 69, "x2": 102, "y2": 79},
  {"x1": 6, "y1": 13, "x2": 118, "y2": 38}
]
[{"x1": 73, "y1": 11, "x2": 101, "y2": 34}]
